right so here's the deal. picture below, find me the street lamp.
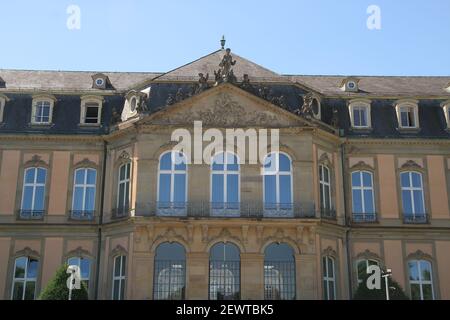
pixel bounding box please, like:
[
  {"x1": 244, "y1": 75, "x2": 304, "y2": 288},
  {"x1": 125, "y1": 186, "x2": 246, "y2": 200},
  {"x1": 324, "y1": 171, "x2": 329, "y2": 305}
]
[{"x1": 381, "y1": 268, "x2": 392, "y2": 300}]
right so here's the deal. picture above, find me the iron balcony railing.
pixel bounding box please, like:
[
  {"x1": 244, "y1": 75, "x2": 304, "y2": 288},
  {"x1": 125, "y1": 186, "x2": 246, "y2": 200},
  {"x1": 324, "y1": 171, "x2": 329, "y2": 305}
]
[
  {"x1": 18, "y1": 210, "x2": 45, "y2": 220},
  {"x1": 403, "y1": 213, "x2": 428, "y2": 224},
  {"x1": 136, "y1": 202, "x2": 317, "y2": 219},
  {"x1": 70, "y1": 210, "x2": 95, "y2": 221},
  {"x1": 352, "y1": 213, "x2": 378, "y2": 223},
  {"x1": 320, "y1": 208, "x2": 336, "y2": 220}
]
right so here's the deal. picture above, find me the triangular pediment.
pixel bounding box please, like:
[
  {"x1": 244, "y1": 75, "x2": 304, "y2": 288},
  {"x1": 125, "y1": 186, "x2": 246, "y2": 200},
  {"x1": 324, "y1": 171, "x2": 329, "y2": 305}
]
[
  {"x1": 152, "y1": 49, "x2": 282, "y2": 83},
  {"x1": 142, "y1": 83, "x2": 314, "y2": 128}
]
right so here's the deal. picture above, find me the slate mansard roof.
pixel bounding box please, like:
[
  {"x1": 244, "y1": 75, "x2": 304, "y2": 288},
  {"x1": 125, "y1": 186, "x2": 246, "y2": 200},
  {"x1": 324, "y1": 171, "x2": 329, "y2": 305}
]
[{"x1": 1, "y1": 48, "x2": 450, "y2": 138}]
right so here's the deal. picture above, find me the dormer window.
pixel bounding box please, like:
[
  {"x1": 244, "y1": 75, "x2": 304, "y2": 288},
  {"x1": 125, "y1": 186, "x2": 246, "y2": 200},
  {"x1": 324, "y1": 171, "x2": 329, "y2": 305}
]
[
  {"x1": 0, "y1": 94, "x2": 8, "y2": 123},
  {"x1": 348, "y1": 99, "x2": 371, "y2": 128},
  {"x1": 91, "y1": 73, "x2": 111, "y2": 90},
  {"x1": 0, "y1": 76, "x2": 5, "y2": 88},
  {"x1": 441, "y1": 101, "x2": 450, "y2": 129},
  {"x1": 395, "y1": 99, "x2": 419, "y2": 129},
  {"x1": 80, "y1": 96, "x2": 103, "y2": 125},
  {"x1": 340, "y1": 77, "x2": 360, "y2": 93},
  {"x1": 31, "y1": 95, "x2": 56, "y2": 125},
  {"x1": 130, "y1": 96, "x2": 137, "y2": 112}
]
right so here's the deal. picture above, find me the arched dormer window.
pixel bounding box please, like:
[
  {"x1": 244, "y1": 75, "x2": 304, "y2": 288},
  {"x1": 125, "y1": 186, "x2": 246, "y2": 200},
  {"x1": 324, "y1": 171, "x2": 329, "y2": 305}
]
[
  {"x1": 348, "y1": 99, "x2": 371, "y2": 129},
  {"x1": 395, "y1": 99, "x2": 420, "y2": 129},
  {"x1": 80, "y1": 96, "x2": 103, "y2": 125},
  {"x1": 31, "y1": 94, "x2": 56, "y2": 125}
]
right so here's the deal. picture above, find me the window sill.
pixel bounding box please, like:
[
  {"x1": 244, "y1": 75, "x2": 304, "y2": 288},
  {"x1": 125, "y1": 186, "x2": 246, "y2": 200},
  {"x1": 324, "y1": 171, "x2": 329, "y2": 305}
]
[
  {"x1": 350, "y1": 126, "x2": 373, "y2": 133},
  {"x1": 397, "y1": 127, "x2": 421, "y2": 133},
  {"x1": 28, "y1": 122, "x2": 53, "y2": 128},
  {"x1": 79, "y1": 123, "x2": 102, "y2": 128}
]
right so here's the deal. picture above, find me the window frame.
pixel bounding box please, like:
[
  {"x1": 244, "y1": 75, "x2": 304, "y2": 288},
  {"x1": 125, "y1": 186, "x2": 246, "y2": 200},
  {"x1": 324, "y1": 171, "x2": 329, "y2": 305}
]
[
  {"x1": 112, "y1": 255, "x2": 127, "y2": 300},
  {"x1": 116, "y1": 162, "x2": 131, "y2": 215},
  {"x1": 319, "y1": 164, "x2": 332, "y2": 212},
  {"x1": 395, "y1": 100, "x2": 420, "y2": 129},
  {"x1": 262, "y1": 152, "x2": 294, "y2": 216},
  {"x1": 71, "y1": 167, "x2": 97, "y2": 217},
  {"x1": 20, "y1": 167, "x2": 47, "y2": 218},
  {"x1": 400, "y1": 171, "x2": 426, "y2": 217},
  {"x1": 80, "y1": 96, "x2": 103, "y2": 125},
  {"x1": 408, "y1": 259, "x2": 435, "y2": 300},
  {"x1": 11, "y1": 256, "x2": 39, "y2": 300},
  {"x1": 156, "y1": 151, "x2": 188, "y2": 215},
  {"x1": 67, "y1": 256, "x2": 92, "y2": 290},
  {"x1": 322, "y1": 255, "x2": 336, "y2": 300},
  {"x1": 0, "y1": 94, "x2": 7, "y2": 123},
  {"x1": 210, "y1": 152, "x2": 240, "y2": 216},
  {"x1": 351, "y1": 170, "x2": 375, "y2": 215},
  {"x1": 348, "y1": 99, "x2": 371, "y2": 129},
  {"x1": 31, "y1": 95, "x2": 55, "y2": 125}
]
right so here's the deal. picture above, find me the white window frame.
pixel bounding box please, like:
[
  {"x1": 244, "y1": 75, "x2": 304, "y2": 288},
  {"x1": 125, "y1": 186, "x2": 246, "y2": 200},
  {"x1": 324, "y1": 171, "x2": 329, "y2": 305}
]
[
  {"x1": 395, "y1": 100, "x2": 419, "y2": 129},
  {"x1": 322, "y1": 256, "x2": 336, "y2": 300},
  {"x1": 441, "y1": 101, "x2": 450, "y2": 129},
  {"x1": 348, "y1": 99, "x2": 371, "y2": 128},
  {"x1": 400, "y1": 171, "x2": 425, "y2": 216},
  {"x1": 72, "y1": 168, "x2": 97, "y2": 213},
  {"x1": 21, "y1": 167, "x2": 47, "y2": 213},
  {"x1": 31, "y1": 95, "x2": 56, "y2": 125},
  {"x1": 408, "y1": 260, "x2": 435, "y2": 300},
  {"x1": 11, "y1": 256, "x2": 38, "y2": 300},
  {"x1": 117, "y1": 162, "x2": 131, "y2": 212},
  {"x1": 210, "y1": 152, "x2": 240, "y2": 216},
  {"x1": 67, "y1": 256, "x2": 91, "y2": 288},
  {"x1": 0, "y1": 94, "x2": 8, "y2": 123},
  {"x1": 319, "y1": 165, "x2": 332, "y2": 211},
  {"x1": 351, "y1": 171, "x2": 375, "y2": 214},
  {"x1": 112, "y1": 255, "x2": 126, "y2": 300},
  {"x1": 157, "y1": 151, "x2": 188, "y2": 215},
  {"x1": 356, "y1": 258, "x2": 379, "y2": 283},
  {"x1": 262, "y1": 152, "x2": 294, "y2": 216},
  {"x1": 80, "y1": 96, "x2": 103, "y2": 125}
]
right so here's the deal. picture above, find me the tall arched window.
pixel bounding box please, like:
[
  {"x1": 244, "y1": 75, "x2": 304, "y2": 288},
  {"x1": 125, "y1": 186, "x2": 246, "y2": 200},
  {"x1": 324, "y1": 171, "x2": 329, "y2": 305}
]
[
  {"x1": 72, "y1": 168, "x2": 97, "y2": 220},
  {"x1": 356, "y1": 259, "x2": 379, "y2": 283},
  {"x1": 263, "y1": 152, "x2": 293, "y2": 217},
  {"x1": 157, "y1": 151, "x2": 187, "y2": 216},
  {"x1": 351, "y1": 171, "x2": 375, "y2": 222},
  {"x1": 112, "y1": 255, "x2": 126, "y2": 300},
  {"x1": 264, "y1": 243, "x2": 296, "y2": 300},
  {"x1": 11, "y1": 256, "x2": 39, "y2": 300},
  {"x1": 408, "y1": 260, "x2": 434, "y2": 300},
  {"x1": 209, "y1": 242, "x2": 240, "y2": 300},
  {"x1": 319, "y1": 165, "x2": 332, "y2": 217},
  {"x1": 400, "y1": 171, "x2": 426, "y2": 223},
  {"x1": 20, "y1": 167, "x2": 47, "y2": 219},
  {"x1": 117, "y1": 162, "x2": 131, "y2": 216},
  {"x1": 211, "y1": 152, "x2": 240, "y2": 216},
  {"x1": 67, "y1": 256, "x2": 92, "y2": 290},
  {"x1": 322, "y1": 255, "x2": 336, "y2": 300},
  {"x1": 153, "y1": 242, "x2": 186, "y2": 300}
]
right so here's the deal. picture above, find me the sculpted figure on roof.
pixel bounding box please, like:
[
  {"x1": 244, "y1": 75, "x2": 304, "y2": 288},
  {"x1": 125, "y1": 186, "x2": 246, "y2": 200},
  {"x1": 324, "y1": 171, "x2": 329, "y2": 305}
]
[{"x1": 218, "y1": 48, "x2": 237, "y2": 83}]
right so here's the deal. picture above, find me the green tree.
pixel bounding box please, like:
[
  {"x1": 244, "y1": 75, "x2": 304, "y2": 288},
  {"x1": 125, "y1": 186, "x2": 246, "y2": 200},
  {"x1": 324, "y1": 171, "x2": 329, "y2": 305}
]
[
  {"x1": 39, "y1": 264, "x2": 88, "y2": 300},
  {"x1": 353, "y1": 273, "x2": 409, "y2": 300}
]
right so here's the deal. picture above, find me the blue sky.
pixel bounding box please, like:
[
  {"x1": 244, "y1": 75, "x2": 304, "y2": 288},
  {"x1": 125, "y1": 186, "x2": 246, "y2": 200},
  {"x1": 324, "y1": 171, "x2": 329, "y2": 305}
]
[{"x1": 0, "y1": 0, "x2": 449, "y2": 76}]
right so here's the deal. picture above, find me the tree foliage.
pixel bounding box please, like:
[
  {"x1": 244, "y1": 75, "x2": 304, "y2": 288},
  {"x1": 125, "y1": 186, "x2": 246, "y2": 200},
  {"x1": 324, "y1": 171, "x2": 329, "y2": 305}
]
[
  {"x1": 39, "y1": 264, "x2": 88, "y2": 300},
  {"x1": 353, "y1": 273, "x2": 409, "y2": 300}
]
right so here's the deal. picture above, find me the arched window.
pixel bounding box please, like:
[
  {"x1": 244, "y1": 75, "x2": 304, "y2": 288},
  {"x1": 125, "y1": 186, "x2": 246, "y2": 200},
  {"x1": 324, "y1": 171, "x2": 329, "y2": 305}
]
[
  {"x1": 408, "y1": 260, "x2": 434, "y2": 300},
  {"x1": 264, "y1": 243, "x2": 296, "y2": 300},
  {"x1": 356, "y1": 259, "x2": 379, "y2": 283},
  {"x1": 211, "y1": 152, "x2": 240, "y2": 216},
  {"x1": 117, "y1": 162, "x2": 131, "y2": 216},
  {"x1": 263, "y1": 152, "x2": 293, "y2": 217},
  {"x1": 322, "y1": 256, "x2": 336, "y2": 300},
  {"x1": 157, "y1": 151, "x2": 187, "y2": 216},
  {"x1": 319, "y1": 165, "x2": 332, "y2": 216},
  {"x1": 11, "y1": 256, "x2": 39, "y2": 300},
  {"x1": 72, "y1": 168, "x2": 97, "y2": 220},
  {"x1": 67, "y1": 256, "x2": 91, "y2": 290},
  {"x1": 153, "y1": 242, "x2": 186, "y2": 300},
  {"x1": 400, "y1": 171, "x2": 426, "y2": 223},
  {"x1": 112, "y1": 255, "x2": 126, "y2": 300},
  {"x1": 209, "y1": 242, "x2": 240, "y2": 300},
  {"x1": 351, "y1": 171, "x2": 375, "y2": 222},
  {"x1": 20, "y1": 167, "x2": 47, "y2": 219}
]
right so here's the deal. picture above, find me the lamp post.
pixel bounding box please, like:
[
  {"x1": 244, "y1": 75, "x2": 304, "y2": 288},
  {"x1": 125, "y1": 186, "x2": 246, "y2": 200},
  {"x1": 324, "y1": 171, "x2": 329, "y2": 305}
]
[{"x1": 381, "y1": 268, "x2": 392, "y2": 300}]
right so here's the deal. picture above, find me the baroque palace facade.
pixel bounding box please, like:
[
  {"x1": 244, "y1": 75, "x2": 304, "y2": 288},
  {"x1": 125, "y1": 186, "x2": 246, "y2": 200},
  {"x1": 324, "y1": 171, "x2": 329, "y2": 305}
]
[{"x1": 1, "y1": 45, "x2": 450, "y2": 300}]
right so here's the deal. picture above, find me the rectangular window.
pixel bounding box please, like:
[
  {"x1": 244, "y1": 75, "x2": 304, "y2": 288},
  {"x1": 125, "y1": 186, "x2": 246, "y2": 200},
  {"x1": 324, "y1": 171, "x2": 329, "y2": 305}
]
[
  {"x1": 351, "y1": 171, "x2": 375, "y2": 222},
  {"x1": 322, "y1": 256, "x2": 336, "y2": 300},
  {"x1": 353, "y1": 106, "x2": 368, "y2": 127},
  {"x1": 12, "y1": 257, "x2": 38, "y2": 300},
  {"x1": 84, "y1": 103, "x2": 100, "y2": 124},
  {"x1": 400, "y1": 171, "x2": 426, "y2": 223},
  {"x1": 117, "y1": 163, "x2": 131, "y2": 216},
  {"x1": 400, "y1": 106, "x2": 416, "y2": 127},
  {"x1": 408, "y1": 260, "x2": 434, "y2": 300},
  {"x1": 319, "y1": 165, "x2": 332, "y2": 214},
  {"x1": 112, "y1": 255, "x2": 126, "y2": 300},
  {"x1": 34, "y1": 101, "x2": 51, "y2": 123},
  {"x1": 20, "y1": 167, "x2": 47, "y2": 219}
]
